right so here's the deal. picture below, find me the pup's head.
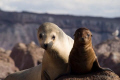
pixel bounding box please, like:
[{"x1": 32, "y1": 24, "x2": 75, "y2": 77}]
[
  {"x1": 37, "y1": 22, "x2": 62, "y2": 50},
  {"x1": 74, "y1": 28, "x2": 92, "y2": 45}
]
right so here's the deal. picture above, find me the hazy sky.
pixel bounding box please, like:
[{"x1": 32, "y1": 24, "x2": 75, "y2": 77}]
[{"x1": 0, "y1": 0, "x2": 120, "y2": 18}]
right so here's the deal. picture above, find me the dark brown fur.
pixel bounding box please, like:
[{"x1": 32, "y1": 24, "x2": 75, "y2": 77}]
[{"x1": 69, "y1": 28, "x2": 111, "y2": 74}]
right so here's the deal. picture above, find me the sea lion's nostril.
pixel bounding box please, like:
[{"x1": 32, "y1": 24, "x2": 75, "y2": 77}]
[{"x1": 44, "y1": 44, "x2": 48, "y2": 49}]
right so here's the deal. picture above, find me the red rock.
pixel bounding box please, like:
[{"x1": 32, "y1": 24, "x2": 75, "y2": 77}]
[
  {"x1": 98, "y1": 52, "x2": 120, "y2": 76},
  {"x1": 95, "y1": 38, "x2": 120, "y2": 76},
  {"x1": 95, "y1": 38, "x2": 120, "y2": 56},
  {"x1": 0, "y1": 50, "x2": 19, "y2": 79},
  {"x1": 10, "y1": 41, "x2": 44, "y2": 70}
]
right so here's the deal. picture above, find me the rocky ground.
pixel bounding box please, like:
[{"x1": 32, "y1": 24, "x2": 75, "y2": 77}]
[
  {"x1": 0, "y1": 48, "x2": 19, "y2": 80},
  {"x1": 0, "y1": 41, "x2": 44, "y2": 79},
  {"x1": 0, "y1": 38, "x2": 120, "y2": 79},
  {"x1": 95, "y1": 38, "x2": 120, "y2": 76},
  {"x1": 57, "y1": 71, "x2": 120, "y2": 80},
  {"x1": 10, "y1": 41, "x2": 44, "y2": 70}
]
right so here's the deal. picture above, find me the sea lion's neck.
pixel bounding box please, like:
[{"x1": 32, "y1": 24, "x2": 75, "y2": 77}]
[
  {"x1": 84, "y1": 41, "x2": 92, "y2": 50},
  {"x1": 46, "y1": 49, "x2": 58, "y2": 58},
  {"x1": 45, "y1": 49, "x2": 68, "y2": 66},
  {"x1": 74, "y1": 41, "x2": 92, "y2": 51}
]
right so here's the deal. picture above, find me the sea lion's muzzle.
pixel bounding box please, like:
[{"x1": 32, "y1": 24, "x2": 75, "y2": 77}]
[
  {"x1": 44, "y1": 44, "x2": 48, "y2": 49},
  {"x1": 81, "y1": 37, "x2": 85, "y2": 41}
]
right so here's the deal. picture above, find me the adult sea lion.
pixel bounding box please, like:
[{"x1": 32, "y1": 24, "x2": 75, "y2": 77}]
[
  {"x1": 37, "y1": 22, "x2": 74, "y2": 80},
  {"x1": 5, "y1": 22, "x2": 73, "y2": 80},
  {"x1": 69, "y1": 28, "x2": 111, "y2": 74}
]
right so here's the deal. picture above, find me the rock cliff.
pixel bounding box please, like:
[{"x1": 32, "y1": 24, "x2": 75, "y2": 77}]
[{"x1": 0, "y1": 10, "x2": 120, "y2": 49}]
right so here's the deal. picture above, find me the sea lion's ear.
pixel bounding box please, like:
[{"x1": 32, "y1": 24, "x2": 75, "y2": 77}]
[
  {"x1": 90, "y1": 32, "x2": 92, "y2": 37},
  {"x1": 91, "y1": 34, "x2": 92, "y2": 37}
]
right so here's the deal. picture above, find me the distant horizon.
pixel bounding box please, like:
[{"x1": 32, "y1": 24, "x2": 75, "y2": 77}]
[
  {"x1": 1, "y1": 9, "x2": 120, "y2": 19},
  {"x1": 0, "y1": 0, "x2": 120, "y2": 18}
]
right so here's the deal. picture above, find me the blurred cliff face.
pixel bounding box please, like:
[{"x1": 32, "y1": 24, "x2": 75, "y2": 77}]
[{"x1": 0, "y1": 10, "x2": 120, "y2": 50}]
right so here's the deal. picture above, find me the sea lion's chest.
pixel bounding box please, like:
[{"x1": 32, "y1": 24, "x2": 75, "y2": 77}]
[
  {"x1": 78, "y1": 48, "x2": 96, "y2": 63},
  {"x1": 70, "y1": 48, "x2": 96, "y2": 73}
]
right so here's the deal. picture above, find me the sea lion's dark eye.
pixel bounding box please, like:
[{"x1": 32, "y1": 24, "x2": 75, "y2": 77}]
[
  {"x1": 52, "y1": 35, "x2": 55, "y2": 40},
  {"x1": 87, "y1": 34, "x2": 90, "y2": 37},
  {"x1": 39, "y1": 33, "x2": 42, "y2": 39}
]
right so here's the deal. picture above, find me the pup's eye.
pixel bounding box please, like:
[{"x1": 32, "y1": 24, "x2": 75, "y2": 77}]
[
  {"x1": 39, "y1": 33, "x2": 42, "y2": 39},
  {"x1": 87, "y1": 34, "x2": 90, "y2": 37},
  {"x1": 52, "y1": 35, "x2": 55, "y2": 40}
]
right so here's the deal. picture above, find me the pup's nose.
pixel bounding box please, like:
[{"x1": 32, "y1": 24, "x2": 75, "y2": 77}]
[
  {"x1": 81, "y1": 38, "x2": 84, "y2": 41},
  {"x1": 44, "y1": 44, "x2": 48, "y2": 49}
]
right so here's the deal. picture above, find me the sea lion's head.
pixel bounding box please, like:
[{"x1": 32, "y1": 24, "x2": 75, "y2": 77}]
[
  {"x1": 37, "y1": 22, "x2": 63, "y2": 51},
  {"x1": 74, "y1": 28, "x2": 92, "y2": 45}
]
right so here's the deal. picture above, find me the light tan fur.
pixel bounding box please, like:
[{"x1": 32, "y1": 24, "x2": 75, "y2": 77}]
[
  {"x1": 38, "y1": 22, "x2": 73, "y2": 80},
  {"x1": 5, "y1": 64, "x2": 42, "y2": 80}
]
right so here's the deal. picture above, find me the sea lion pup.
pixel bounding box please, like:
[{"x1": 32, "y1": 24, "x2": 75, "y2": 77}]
[
  {"x1": 69, "y1": 28, "x2": 111, "y2": 74},
  {"x1": 37, "y1": 22, "x2": 74, "y2": 80}
]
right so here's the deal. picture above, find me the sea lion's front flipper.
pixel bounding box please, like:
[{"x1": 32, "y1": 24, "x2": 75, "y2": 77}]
[
  {"x1": 92, "y1": 58, "x2": 113, "y2": 72},
  {"x1": 55, "y1": 65, "x2": 70, "y2": 80}
]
